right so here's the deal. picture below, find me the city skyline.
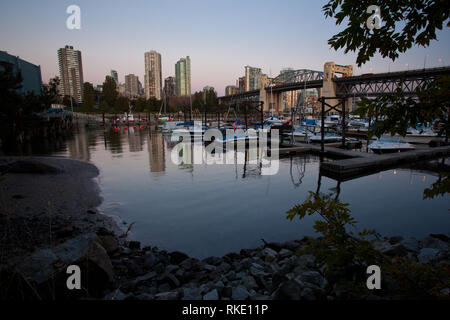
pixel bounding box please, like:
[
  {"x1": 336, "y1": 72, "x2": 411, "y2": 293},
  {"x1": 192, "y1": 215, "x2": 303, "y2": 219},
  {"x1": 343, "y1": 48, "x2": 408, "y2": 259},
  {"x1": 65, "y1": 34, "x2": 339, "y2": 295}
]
[{"x1": 1, "y1": 1, "x2": 449, "y2": 96}]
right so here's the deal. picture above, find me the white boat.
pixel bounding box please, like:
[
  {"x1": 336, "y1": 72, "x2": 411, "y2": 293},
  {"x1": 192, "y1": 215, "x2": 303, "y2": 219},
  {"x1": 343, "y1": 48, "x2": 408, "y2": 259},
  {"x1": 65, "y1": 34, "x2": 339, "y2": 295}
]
[
  {"x1": 309, "y1": 133, "x2": 343, "y2": 143},
  {"x1": 161, "y1": 120, "x2": 181, "y2": 132},
  {"x1": 118, "y1": 112, "x2": 136, "y2": 123},
  {"x1": 402, "y1": 127, "x2": 439, "y2": 144},
  {"x1": 214, "y1": 131, "x2": 259, "y2": 144},
  {"x1": 283, "y1": 126, "x2": 312, "y2": 142},
  {"x1": 265, "y1": 116, "x2": 285, "y2": 126},
  {"x1": 369, "y1": 137, "x2": 415, "y2": 154},
  {"x1": 172, "y1": 124, "x2": 208, "y2": 140},
  {"x1": 324, "y1": 115, "x2": 340, "y2": 127},
  {"x1": 158, "y1": 115, "x2": 171, "y2": 122}
]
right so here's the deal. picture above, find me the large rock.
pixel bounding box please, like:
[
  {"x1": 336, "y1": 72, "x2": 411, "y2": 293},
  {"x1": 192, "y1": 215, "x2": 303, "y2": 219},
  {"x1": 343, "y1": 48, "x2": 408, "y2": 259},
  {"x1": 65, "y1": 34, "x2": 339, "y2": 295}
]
[
  {"x1": 142, "y1": 252, "x2": 161, "y2": 268},
  {"x1": 203, "y1": 289, "x2": 219, "y2": 300},
  {"x1": 382, "y1": 244, "x2": 408, "y2": 257},
  {"x1": 273, "y1": 280, "x2": 302, "y2": 300},
  {"x1": 417, "y1": 248, "x2": 441, "y2": 263},
  {"x1": 295, "y1": 254, "x2": 315, "y2": 269},
  {"x1": 249, "y1": 263, "x2": 269, "y2": 277},
  {"x1": 298, "y1": 271, "x2": 327, "y2": 289},
  {"x1": 15, "y1": 233, "x2": 113, "y2": 298},
  {"x1": 18, "y1": 233, "x2": 113, "y2": 284},
  {"x1": 262, "y1": 248, "x2": 278, "y2": 262},
  {"x1": 182, "y1": 287, "x2": 202, "y2": 300},
  {"x1": 202, "y1": 256, "x2": 222, "y2": 266},
  {"x1": 422, "y1": 236, "x2": 449, "y2": 252},
  {"x1": 232, "y1": 286, "x2": 249, "y2": 300},
  {"x1": 98, "y1": 235, "x2": 119, "y2": 254},
  {"x1": 401, "y1": 238, "x2": 420, "y2": 253},
  {"x1": 154, "y1": 291, "x2": 179, "y2": 300},
  {"x1": 170, "y1": 251, "x2": 189, "y2": 264}
]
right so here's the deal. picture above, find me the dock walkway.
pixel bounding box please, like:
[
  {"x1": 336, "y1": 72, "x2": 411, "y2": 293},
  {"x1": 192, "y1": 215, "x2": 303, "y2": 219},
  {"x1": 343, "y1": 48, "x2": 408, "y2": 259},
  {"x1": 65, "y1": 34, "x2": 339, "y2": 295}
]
[
  {"x1": 320, "y1": 146, "x2": 450, "y2": 180},
  {"x1": 279, "y1": 142, "x2": 450, "y2": 180}
]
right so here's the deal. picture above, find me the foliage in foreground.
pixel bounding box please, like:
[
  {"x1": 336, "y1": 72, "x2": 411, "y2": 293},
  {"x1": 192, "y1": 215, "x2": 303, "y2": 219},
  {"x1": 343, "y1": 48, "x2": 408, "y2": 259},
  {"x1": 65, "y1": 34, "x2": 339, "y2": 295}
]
[
  {"x1": 354, "y1": 76, "x2": 450, "y2": 141},
  {"x1": 323, "y1": 0, "x2": 450, "y2": 67},
  {"x1": 287, "y1": 191, "x2": 450, "y2": 298}
]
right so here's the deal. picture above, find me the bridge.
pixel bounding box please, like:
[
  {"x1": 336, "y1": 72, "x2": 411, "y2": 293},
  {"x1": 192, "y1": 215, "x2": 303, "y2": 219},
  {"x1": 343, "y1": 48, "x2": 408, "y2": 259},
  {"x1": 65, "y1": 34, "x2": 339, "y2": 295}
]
[{"x1": 218, "y1": 62, "x2": 450, "y2": 112}]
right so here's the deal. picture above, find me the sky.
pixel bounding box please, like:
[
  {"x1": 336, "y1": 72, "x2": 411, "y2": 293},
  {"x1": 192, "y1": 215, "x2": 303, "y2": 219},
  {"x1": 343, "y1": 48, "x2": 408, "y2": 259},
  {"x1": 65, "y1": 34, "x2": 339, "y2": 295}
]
[{"x1": 1, "y1": 0, "x2": 449, "y2": 96}]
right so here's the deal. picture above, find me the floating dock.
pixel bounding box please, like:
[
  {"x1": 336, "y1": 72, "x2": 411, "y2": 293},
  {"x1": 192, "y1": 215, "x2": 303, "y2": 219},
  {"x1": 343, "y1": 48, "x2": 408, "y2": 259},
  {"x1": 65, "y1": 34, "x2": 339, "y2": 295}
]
[
  {"x1": 279, "y1": 142, "x2": 450, "y2": 181},
  {"x1": 320, "y1": 146, "x2": 450, "y2": 180}
]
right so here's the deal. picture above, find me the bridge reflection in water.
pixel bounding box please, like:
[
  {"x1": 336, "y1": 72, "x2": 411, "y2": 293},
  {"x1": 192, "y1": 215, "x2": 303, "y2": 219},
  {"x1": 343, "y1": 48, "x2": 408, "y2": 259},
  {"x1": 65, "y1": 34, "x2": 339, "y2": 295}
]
[{"x1": 21, "y1": 126, "x2": 449, "y2": 258}]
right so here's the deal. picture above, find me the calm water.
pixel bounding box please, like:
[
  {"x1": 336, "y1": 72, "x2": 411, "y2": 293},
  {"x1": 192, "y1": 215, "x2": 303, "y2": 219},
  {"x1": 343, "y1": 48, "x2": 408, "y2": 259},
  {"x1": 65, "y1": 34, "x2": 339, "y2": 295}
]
[{"x1": 19, "y1": 125, "x2": 450, "y2": 258}]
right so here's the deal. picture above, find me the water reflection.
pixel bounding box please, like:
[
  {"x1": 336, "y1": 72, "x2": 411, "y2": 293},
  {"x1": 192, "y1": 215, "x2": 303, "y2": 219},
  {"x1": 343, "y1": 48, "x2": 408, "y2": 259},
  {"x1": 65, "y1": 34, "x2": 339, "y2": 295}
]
[
  {"x1": 18, "y1": 126, "x2": 449, "y2": 258},
  {"x1": 148, "y1": 132, "x2": 166, "y2": 173}
]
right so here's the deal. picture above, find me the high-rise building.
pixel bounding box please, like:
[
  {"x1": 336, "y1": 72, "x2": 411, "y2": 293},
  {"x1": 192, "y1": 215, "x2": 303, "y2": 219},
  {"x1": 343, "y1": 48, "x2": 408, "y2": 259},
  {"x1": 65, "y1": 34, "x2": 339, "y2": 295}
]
[
  {"x1": 164, "y1": 76, "x2": 176, "y2": 97},
  {"x1": 110, "y1": 70, "x2": 118, "y2": 84},
  {"x1": 144, "y1": 50, "x2": 162, "y2": 100},
  {"x1": 125, "y1": 74, "x2": 140, "y2": 98},
  {"x1": 225, "y1": 85, "x2": 239, "y2": 96},
  {"x1": 175, "y1": 56, "x2": 191, "y2": 97},
  {"x1": 237, "y1": 77, "x2": 245, "y2": 93},
  {"x1": 244, "y1": 66, "x2": 262, "y2": 91},
  {"x1": 202, "y1": 86, "x2": 214, "y2": 93},
  {"x1": 57, "y1": 45, "x2": 84, "y2": 103}
]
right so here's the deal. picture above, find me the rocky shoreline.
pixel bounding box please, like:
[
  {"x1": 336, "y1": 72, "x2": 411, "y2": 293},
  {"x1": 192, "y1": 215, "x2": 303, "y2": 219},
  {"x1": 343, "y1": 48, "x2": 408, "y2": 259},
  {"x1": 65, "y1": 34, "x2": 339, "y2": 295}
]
[{"x1": 0, "y1": 157, "x2": 449, "y2": 300}]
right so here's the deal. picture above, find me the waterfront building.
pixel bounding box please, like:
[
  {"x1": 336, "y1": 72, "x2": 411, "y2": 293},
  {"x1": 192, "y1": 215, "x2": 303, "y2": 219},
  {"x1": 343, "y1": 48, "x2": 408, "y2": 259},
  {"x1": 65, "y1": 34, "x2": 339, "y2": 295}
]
[
  {"x1": 237, "y1": 77, "x2": 245, "y2": 93},
  {"x1": 0, "y1": 50, "x2": 42, "y2": 96},
  {"x1": 244, "y1": 66, "x2": 262, "y2": 91},
  {"x1": 225, "y1": 85, "x2": 239, "y2": 96},
  {"x1": 57, "y1": 45, "x2": 84, "y2": 103},
  {"x1": 202, "y1": 86, "x2": 214, "y2": 93},
  {"x1": 164, "y1": 76, "x2": 176, "y2": 97},
  {"x1": 125, "y1": 74, "x2": 140, "y2": 98},
  {"x1": 117, "y1": 83, "x2": 126, "y2": 96},
  {"x1": 175, "y1": 56, "x2": 191, "y2": 97},
  {"x1": 144, "y1": 50, "x2": 162, "y2": 100}
]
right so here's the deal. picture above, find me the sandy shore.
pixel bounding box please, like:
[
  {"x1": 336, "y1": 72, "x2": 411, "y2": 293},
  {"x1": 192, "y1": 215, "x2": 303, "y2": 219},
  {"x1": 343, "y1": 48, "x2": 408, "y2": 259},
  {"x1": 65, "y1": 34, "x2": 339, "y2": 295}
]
[{"x1": 0, "y1": 156, "x2": 122, "y2": 266}]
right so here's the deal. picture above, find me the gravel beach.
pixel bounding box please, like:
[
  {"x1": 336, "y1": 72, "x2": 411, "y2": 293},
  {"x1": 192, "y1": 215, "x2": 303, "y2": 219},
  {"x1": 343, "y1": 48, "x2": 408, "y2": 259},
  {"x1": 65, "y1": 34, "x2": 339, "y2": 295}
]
[{"x1": 0, "y1": 156, "x2": 121, "y2": 265}]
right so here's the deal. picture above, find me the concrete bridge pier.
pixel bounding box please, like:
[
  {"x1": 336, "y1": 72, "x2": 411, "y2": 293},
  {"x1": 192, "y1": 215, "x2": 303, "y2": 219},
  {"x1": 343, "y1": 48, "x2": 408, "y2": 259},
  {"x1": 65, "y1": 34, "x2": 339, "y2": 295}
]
[
  {"x1": 259, "y1": 87, "x2": 283, "y2": 113},
  {"x1": 322, "y1": 62, "x2": 354, "y2": 112}
]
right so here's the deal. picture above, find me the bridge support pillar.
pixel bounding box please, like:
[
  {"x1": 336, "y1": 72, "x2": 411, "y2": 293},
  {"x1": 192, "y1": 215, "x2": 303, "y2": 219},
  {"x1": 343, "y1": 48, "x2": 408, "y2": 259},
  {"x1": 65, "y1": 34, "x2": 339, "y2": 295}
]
[
  {"x1": 260, "y1": 87, "x2": 283, "y2": 113},
  {"x1": 323, "y1": 62, "x2": 353, "y2": 113}
]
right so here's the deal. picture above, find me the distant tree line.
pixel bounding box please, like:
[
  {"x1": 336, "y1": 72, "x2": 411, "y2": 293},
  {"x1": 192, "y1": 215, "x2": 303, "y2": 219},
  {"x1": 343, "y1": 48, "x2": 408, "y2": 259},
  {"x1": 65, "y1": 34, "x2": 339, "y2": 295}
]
[
  {"x1": 75, "y1": 77, "x2": 228, "y2": 116},
  {"x1": 0, "y1": 63, "x2": 65, "y2": 151}
]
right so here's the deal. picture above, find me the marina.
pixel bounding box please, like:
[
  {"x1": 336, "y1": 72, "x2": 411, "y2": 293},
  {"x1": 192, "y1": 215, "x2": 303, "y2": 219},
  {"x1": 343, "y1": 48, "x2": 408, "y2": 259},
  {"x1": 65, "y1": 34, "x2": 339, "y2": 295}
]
[{"x1": 12, "y1": 124, "x2": 448, "y2": 258}]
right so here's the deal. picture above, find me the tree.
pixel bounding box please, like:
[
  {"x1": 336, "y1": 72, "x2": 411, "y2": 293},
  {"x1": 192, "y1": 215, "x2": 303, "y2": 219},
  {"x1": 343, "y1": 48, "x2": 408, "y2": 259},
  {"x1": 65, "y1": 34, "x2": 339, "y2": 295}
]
[
  {"x1": 134, "y1": 97, "x2": 148, "y2": 113},
  {"x1": 102, "y1": 76, "x2": 117, "y2": 109},
  {"x1": 148, "y1": 97, "x2": 161, "y2": 113},
  {"x1": 192, "y1": 91, "x2": 204, "y2": 111},
  {"x1": 115, "y1": 96, "x2": 130, "y2": 115},
  {"x1": 82, "y1": 82, "x2": 96, "y2": 112},
  {"x1": 0, "y1": 62, "x2": 23, "y2": 118},
  {"x1": 41, "y1": 76, "x2": 60, "y2": 108},
  {"x1": 323, "y1": 1, "x2": 450, "y2": 139},
  {"x1": 323, "y1": 0, "x2": 450, "y2": 66}
]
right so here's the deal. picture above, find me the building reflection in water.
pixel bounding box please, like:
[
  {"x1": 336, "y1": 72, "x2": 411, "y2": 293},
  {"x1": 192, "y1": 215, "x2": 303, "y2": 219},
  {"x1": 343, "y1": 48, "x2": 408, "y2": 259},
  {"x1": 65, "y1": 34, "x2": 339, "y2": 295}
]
[
  {"x1": 126, "y1": 126, "x2": 146, "y2": 153},
  {"x1": 148, "y1": 131, "x2": 166, "y2": 172},
  {"x1": 104, "y1": 128, "x2": 124, "y2": 156},
  {"x1": 66, "y1": 125, "x2": 94, "y2": 161}
]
